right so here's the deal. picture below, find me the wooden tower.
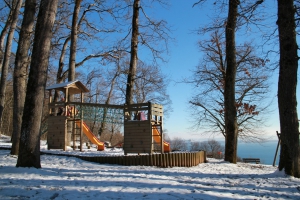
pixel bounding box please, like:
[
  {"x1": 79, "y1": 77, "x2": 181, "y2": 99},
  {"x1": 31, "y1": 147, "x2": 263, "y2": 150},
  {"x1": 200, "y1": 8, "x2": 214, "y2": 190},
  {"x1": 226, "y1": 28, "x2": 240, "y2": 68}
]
[
  {"x1": 123, "y1": 102, "x2": 165, "y2": 155},
  {"x1": 46, "y1": 80, "x2": 89, "y2": 151}
]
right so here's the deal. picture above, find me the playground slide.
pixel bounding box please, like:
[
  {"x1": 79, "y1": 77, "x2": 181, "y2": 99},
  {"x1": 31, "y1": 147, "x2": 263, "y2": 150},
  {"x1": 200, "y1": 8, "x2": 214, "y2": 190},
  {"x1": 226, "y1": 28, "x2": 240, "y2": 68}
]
[
  {"x1": 75, "y1": 121, "x2": 105, "y2": 151},
  {"x1": 152, "y1": 126, "x2": 171, "y2": 152}
]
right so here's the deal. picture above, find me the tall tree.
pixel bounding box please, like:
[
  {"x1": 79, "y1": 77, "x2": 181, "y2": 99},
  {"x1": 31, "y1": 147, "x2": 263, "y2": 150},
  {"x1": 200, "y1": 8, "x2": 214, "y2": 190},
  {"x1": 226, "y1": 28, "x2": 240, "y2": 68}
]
[
  {"x1": 124, "y1": 0, "x2": 171, "y2": 105},
  {"x1": 193, "y1": 0, "x2": 266, "y2": 164},
  {"x1": 188, "y1": 31, "x2": 270, "y2": 142},
  {"x1": 125, "y1": 0, "x2": 139, "y2": 105},
  {"x1": 0, "y1": 2, "x2": 13, "y2": 75},
  {"x1": 68, "y1": 0, "x2": 82, "y2": 84},
  {"x1": 277, "y1": 0, "x2": 300, "y2": 177},
  {"x1": 0, "y1": 0, "x2": 22, "y2": 128},
  {"x1": 17, "y1": 0, "x2": 59, "y2": 168},
  {"x1": 224, "y1": 0, "x2": 239, "y2": 163},
  {"x1": 11, "y1": 0, "x2": 37, "y2": 155}
]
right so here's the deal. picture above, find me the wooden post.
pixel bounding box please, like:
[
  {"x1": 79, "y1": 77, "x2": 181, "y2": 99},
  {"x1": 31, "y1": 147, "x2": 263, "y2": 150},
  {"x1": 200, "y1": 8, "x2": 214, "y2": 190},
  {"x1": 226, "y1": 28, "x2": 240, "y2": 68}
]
[
  {"x1": 273, "y1": 131, "x2": 281, "y2": 166},
  {"x1": 80, "y1": 92, "x2": 83, "y2": 151},
  {"x1": 148, "y1": 102, "x2": 154, "y2": 154},
  {"x1": 48, "y1": 90, "x2": 52, "y2": 115},
  {"x1": 160, "y1": 115, "x2": 164, "y2": 154}
]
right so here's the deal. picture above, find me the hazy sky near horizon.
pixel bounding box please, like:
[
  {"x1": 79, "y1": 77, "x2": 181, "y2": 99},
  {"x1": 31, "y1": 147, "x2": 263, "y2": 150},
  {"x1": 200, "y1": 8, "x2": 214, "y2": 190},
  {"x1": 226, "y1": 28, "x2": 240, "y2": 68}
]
[{"x1": 149, "y1": 1, "x2": 285, "y2": 142}]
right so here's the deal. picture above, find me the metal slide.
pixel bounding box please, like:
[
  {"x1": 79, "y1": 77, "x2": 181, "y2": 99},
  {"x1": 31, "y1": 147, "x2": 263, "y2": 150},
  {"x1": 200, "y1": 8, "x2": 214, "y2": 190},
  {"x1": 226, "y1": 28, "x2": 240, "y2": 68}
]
[
  {"x1": 75, "y1": 121, "x2": 105, "y2": 151},
  {"x1": 152, "y1": 126, "x2": 171, "y2": 152}
]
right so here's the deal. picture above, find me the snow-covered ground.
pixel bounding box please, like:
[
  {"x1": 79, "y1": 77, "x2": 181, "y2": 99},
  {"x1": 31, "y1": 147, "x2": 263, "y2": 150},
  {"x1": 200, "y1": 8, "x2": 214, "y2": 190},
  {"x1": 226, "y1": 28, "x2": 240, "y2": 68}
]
[{"x1": 1, "y1": 135, "x2": 300, "y2": 200}]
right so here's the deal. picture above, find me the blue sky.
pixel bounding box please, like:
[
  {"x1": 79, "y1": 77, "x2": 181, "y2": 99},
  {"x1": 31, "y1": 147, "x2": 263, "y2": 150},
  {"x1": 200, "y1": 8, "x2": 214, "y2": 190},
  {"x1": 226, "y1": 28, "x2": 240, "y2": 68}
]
[{"x1": 146, "y1": 1, "x2": 283, "y2": 142}]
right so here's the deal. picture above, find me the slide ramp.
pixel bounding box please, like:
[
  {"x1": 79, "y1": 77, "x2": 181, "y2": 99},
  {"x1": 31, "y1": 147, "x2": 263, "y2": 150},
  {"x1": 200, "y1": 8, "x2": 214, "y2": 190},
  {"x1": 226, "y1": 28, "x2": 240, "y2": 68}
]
[
  {"x1": 75, "y1": 121, "x2": 105, "y2": 151},
  {"x1": 152, "y1": 126, "x2": 171, "y2": 152}
]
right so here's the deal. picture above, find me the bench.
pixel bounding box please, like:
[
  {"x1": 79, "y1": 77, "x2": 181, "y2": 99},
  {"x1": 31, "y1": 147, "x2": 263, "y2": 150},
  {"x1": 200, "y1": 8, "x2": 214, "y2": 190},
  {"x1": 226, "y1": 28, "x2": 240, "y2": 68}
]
[{"x1": 242, "y1": 158, "x2": 260, "y2": 164}]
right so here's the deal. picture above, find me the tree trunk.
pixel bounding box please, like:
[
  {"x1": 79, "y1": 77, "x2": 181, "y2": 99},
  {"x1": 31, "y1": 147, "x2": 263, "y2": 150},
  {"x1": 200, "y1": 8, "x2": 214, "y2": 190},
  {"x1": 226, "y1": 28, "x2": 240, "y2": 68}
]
[
  {"x1": 0, "y1": 0, "x2": 22, "y2": 128},
  {"x1": 125, "y1": 0, "x2": 139, "y2": 105},
  {"x1": 54, "y1": 36, "x2": 71, "y2": 102},
  {"x1": 99, "y1": 68, "x2": 119, "y2": 137},
  {"x1": 16, "y1": 0, "x2": 59, "y2": 168},
  {"x1": 224, "y1": 0, "x2": 239, "y2": 163},
  {"x1": 68, "y1": 0, "x2": 82, "y2": 84},
  {"x1": 277, "y1": 0, "x2": 300, "y2": 177},
  {"x1": 0, "y1": 4, "x2": 13, "y2": 76},
  {"x1": 11, "y1": 0, "x2": 37, "y2": 155}
]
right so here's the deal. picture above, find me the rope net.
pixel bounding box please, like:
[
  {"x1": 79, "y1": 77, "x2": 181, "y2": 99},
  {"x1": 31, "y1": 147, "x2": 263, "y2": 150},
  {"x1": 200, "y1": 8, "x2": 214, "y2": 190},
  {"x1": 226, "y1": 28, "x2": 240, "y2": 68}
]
[{"x1": 77, "y1": 104, "x2": 124, "y2": 124}]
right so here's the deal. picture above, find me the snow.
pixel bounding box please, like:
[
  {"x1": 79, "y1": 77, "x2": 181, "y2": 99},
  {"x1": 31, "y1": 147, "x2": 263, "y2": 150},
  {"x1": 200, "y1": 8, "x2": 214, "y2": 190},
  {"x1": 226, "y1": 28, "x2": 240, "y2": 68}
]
[{"x1": 1, "y1": 135, "x2": 300, "y2": 200}]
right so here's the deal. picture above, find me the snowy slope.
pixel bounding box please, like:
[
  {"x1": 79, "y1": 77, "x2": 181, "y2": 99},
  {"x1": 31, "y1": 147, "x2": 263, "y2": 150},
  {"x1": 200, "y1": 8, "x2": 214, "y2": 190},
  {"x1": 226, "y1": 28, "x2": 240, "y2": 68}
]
[{"x1": 0, "y1": 135, "x2": 300, "y2": 200}]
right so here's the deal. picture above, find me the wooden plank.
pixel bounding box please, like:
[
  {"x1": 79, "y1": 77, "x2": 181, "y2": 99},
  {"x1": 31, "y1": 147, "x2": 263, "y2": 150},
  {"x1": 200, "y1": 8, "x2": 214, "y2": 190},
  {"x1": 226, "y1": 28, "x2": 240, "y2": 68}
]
[
  {"x1": 125, "y1": 135, "x2": 151, "y2": 140},
  {"x1": 125, "y1": 124, "x2": 150, "y2": 128},
  {"x1": 125, "y1": 127, "x2": 151, "y2": 132},
  {"x1": 124, "y1": 147, "x2": 151, "y2": 153},
  {"x1": 123, "y1": 145, "x2": 152, "y2": 150},
  {"x1": 124, "y1": 102, "x2": 149, "y2": 110},
  {"x1": 126, "y1": 130, "x2": 150, "y2": 134},
  {"x1": 125, "y1": 129, "x2": 150, "y2": 133},
  {"x1": 125, "y1": 121, "x2": 150, "y2": 126},
  {"x1": 123, "y1": 140, "x2": 152, "y2": 144},
  {"x1": 69, "y1": 102, "x2": 124, "y2": 109},
  {"x1": 125, "y1": 128, "x2": 151, "y2": 133},
  {"x1": 124, "y1": 137, "x2": 151, "y2": 141}
]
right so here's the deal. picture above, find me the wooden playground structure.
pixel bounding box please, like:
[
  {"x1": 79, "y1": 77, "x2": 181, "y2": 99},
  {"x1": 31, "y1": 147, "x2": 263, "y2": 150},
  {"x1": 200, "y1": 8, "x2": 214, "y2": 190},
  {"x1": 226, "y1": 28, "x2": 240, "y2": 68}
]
[
  {"x1": 45, "y1": 80, "x2": 170, "y2": 154},
  {"x1": 46, "y1": 81, "x2": 89, "y2": 151},
  {"x1": 123, "y1": 103, "x2": 170, "y2": 154}
]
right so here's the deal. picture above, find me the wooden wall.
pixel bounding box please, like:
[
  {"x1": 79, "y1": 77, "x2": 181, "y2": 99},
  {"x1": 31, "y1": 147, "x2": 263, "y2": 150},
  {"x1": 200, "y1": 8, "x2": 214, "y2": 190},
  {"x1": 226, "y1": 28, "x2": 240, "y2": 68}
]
[
  {"x1": 124, "y1": 120, "x2": 152, "y2": 154},
  {"x1": 47, "y1": 116, "x2": 67, "y2": 150}
]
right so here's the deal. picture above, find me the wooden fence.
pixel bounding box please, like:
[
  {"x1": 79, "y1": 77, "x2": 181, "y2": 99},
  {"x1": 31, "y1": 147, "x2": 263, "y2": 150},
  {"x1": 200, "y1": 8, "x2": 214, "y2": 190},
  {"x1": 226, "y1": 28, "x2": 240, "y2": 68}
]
[
  {"x1": 78, "y1": 151, "x2": 206, "y2": 167},
  {"x1": 40, "y1": 151, "x2": 206, "y2": 167}
]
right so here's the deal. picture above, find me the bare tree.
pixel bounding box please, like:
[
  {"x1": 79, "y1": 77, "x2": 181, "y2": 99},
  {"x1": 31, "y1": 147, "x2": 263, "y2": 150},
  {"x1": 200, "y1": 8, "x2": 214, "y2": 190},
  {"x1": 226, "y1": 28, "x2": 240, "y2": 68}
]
[
  {"x1": 17, "y1": 0, "x2": 59, "y2": 168},
  {"x1": 51, "y1": 1, "x2": 122, "y2": 101},
  {"x1": 193, "y1": 0, "x2": 266, "y2": 164},
  {"x1": 277, "y1": 0, "x2": 300, "y2": 177},
  {"x1": 0, "y1": 0, "x2": 22, "y2": 128},
  {"x1": 188, "y1": 31, "x2": 270, "y2": 142},
  {"x1": 199, "y1": 139, "x2": 224, "y2": 158},
  {"x1": 98, "y1": 53, "x2": 123, "y2": 137},
  {"x1": 125, "y1": 0, "x2": 139, "y2": 105},
  {"x1": 68, "y1": 0, "x2": 82, "y2": 84},
  {"x1": 125, "y1": 0, "x2": 171, "y2": 105},
  {"x1": 223, "y1": 0, "x2": 239, "y2": 164},
  {"x1": 0, "y1": 1, "x2": 13, "y2": 75},
  {"x1": 117, "y1": 59, "x2": 172, "y2": 115},
  {"x1": 169, "y1": 137, "x2": 187, "y2": 151},
  {"x1": 11, "y1": 0, "x2": 37, "y2": 155},
  {"x1": 190, "y1": 141, "x2": 201, "y2": 151}
]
